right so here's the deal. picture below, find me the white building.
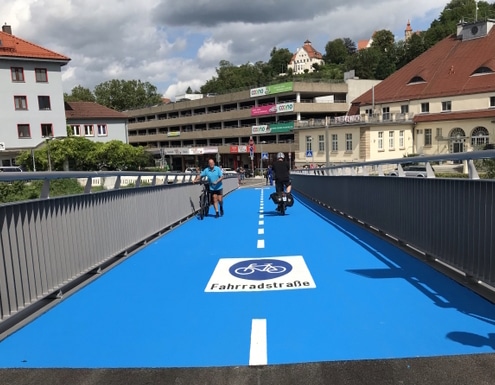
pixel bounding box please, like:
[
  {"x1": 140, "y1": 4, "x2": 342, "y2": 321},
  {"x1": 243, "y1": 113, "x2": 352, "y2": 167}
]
[
  {"x1": 0, "y1": 24, "x2": 70, "y2": 166},
  {"x1": 287, "y1": 40, "x2": 324, "y2": 75},
  {"x1": 66, "y1": 102, "x2": 128, "y2": 144}
]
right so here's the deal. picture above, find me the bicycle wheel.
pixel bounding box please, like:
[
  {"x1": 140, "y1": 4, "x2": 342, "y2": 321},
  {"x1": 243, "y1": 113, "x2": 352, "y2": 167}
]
[
  {"x1": 199, "y1": 193, "x2": 207, "y2": 220},
  {"x1": 202, "y1": 197, "x2": 209, "y2": 218},
  {"x1": 280, "y1": 203, "x2": 286, "y2": 215}
]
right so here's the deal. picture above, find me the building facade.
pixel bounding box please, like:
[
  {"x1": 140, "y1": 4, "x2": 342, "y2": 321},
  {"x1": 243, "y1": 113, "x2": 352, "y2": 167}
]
[
  {"x1": 125, "y1": 79, "x2": 379, "y2": 171},
  {"x1": 0, "y1": 24, "x2": 70, "y2": 166},
  {"x1": 65, "y1": 101, "x2": 128, "y2": 144},
  {"x1": 287, "y1": 40, "x2": 324, "y2": 75},
  {"x1": 301, "y1": 19, "x2": 495, "y2": 166}
]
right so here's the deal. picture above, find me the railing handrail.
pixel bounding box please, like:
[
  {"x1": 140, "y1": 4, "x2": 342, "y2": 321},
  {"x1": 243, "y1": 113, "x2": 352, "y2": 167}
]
[{"x1": 292, "y1": 150, "x2": 495, "y2": 172}]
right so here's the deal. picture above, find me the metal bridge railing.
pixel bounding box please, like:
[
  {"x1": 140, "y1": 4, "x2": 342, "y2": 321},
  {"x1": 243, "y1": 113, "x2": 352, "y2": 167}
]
[
  {"x1": 291, "y1": 150, "x2": 495, "y2": 294},
  {"x1": 0, "y1": 172, "x2": 238, "y2": 338}
]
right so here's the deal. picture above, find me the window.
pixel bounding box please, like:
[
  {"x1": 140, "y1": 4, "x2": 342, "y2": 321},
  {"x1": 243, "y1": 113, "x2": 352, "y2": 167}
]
[
  {"x1": 442, "y1": 101, "x2": 452, "y2": 111},
  {"x1": 345, "y1": 133, "x2": 352, "y2": 151},
  {"x1": 84, "y1": 124, "x2": 94, "y2": 136},
  {"x1": 97, "y1": 124, "x2": 108, "y2": 136},
  {"x1": 35, "y1": 68, "x2": 48, "y2": 82},
  {"x1": 71, "y1": 125, "x2": 81, "y2": 136},
  {"x1": 382, "y1": 107, "x2": 390, "y2": 121},
  {"x1": 41, "y1": 124, "x2": 53, "y2": 137},
  {"x1": 305, "y1": 136, "x2": 312, "y2": 151},
  {"x1": 400, "y1": 105, "x2": 409, "y2": 114},
  {"x1": 399, "y1": 131, "x2": 404, "y2": 149},
  {"x1": 14, "y1": 96, "x2": 27, "y2": 110},
  {"x1": 11, "y1": 67, "x2": 24, "y2": 82},
  {"x1": 318, "y1": 134, "x2": 324, "y2": 151},
  {"x1": 471, "y1": 127, "x2": 489, "y2": 147},
  {"x1": 331, "y1": 134, "x2": 338, "y2": 151},
  {"x1": 472, "y1": 66, "x2": 493, "y2": 75},
  {"x1": 490, "y1": 96, "x2": 495, "y2": 107},
  {"x1": 425, "y1": 128, "x2": 432, "y2": 146},
  {"x1": 378, "y1": 131, "x2": 384, "y2": 150},
  {"x1": 17, "y1": 124, "x2": 30, "y2": 138},
  {"x1": 365, "y1": 108, "x2": 373, "y2": 117},
  {"x1": 420, "y1": 102, "x2": 429, "y2": 113},
  {"x1": 389, "y1": 131, "x2": 395, "y2": 150},
  {"x1": 38, "y1": 96, "x2": 51, "y2": 110},
  {"x1": 408, "y1": 75, "x2": 425, "y2": 84}
]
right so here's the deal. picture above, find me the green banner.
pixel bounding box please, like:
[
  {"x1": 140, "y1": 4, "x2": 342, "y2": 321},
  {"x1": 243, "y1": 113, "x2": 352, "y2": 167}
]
[
  {"x1": 266, "y1": 82, "x2": 293, "y2": 94},
  {"x1": 269, "y1": 121, "x2": 294, "y2": 133}
]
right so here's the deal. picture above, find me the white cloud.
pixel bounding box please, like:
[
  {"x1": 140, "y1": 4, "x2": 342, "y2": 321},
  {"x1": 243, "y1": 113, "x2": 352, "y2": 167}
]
[
  {"x1": 197, "y1": 39, "x2": 232, "y2": 64},
  {"x1": 0, "y1": 0, "x2": 448, "y2": 99}
]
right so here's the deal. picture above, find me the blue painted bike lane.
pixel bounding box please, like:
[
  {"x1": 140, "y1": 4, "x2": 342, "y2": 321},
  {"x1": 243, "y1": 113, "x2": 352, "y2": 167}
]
[{"x1": 0, "y1": 185, "x2": 494, "y2": 368}]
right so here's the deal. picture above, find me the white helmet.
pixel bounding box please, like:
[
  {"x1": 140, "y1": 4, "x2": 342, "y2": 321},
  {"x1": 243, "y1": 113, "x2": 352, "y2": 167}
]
[{"x1": 277, "y1": 152, "x2": 285, "y2": 159}]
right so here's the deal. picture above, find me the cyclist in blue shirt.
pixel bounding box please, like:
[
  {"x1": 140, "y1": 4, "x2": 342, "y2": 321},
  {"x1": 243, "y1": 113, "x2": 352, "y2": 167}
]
[{"x1": 194, "y1": 158, "x2": 224, "y2": 218}]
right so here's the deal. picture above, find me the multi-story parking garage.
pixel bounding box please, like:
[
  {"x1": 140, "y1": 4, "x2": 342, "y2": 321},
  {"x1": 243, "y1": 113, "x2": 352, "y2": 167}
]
[{"x1": 125, "y1": 78, "x2": 379, "y2": 171}]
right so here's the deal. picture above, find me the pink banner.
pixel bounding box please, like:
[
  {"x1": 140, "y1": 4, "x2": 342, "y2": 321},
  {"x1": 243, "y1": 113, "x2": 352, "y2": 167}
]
[{"x1": 251, "y1": 104, "x2": 277, "y2": 117}]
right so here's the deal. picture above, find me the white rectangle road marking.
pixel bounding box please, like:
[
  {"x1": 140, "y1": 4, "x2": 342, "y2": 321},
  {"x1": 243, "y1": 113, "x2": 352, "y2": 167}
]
[
  {"x1": 258, "y1": 220, "x2": 264, "y2": 226},
  {"x1": 249, "y1": 319, "x2": 267, "y2": 366},
  {"x1": 258, "y1": 228, "x2": 264, "y2": 235},
  {"x1": 259, "y1": 214, "x2": 264, "y2": 219},
  {"x1": 257, "y1": 239, "x2": 265, "y2": 248}
]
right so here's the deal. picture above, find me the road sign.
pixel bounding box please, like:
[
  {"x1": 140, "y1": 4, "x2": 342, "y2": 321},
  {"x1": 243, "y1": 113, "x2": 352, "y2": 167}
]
[
  {"x1": 262, "y1": 152, "x2": 269, "y2": 160},
  {"x1": 305, "y1": 150, "x2": 313, "y2": 157}
]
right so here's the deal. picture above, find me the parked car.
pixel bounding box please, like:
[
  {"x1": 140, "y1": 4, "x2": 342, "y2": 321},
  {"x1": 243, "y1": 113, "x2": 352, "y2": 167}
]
[
  {"x1": 389, "y1": 164, "x2": 434, "y2": 177},
  {"x1": 222, "y1": 167, "x2": 237, "y2": 175},
  {"x1": 0, "y1": 166, "x2": 23, "y2": 172},
  {"x1": 184, "y1": 167, "x2": 199, "y2": 173}
]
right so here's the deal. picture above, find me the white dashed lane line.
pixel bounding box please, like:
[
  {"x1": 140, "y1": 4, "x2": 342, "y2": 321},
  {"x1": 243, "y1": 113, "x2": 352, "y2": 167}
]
[
  {"x1": 257, "y1": 189, "x2": 265, "y2": 249},
  {"x1": 249, "y1": 318, "x2": 267, "y2": 366}
]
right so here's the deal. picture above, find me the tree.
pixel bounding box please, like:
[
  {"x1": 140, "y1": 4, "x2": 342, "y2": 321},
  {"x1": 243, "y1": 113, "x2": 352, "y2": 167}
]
[
  {"x1": 64, "y1": 85, "x2": 95, "y2": 102},
  {"x1": 267, "y1": 47, "x2": 293, "y2": 75},
  {"x1": 424, "y1": 0, "x2": 495, "y2": 48},
  {"x1": 94, "y1": 79, "x2": 163, "y2": 111},
  {"x1": 324, "y1": 39, "x2": 349, "y2": 65},
  {"x1": 343, "y1": 38, "x2": 357, "y2": 55},
  {"x1": 371, "y1": 30, "x2": 395, "y2": 53},
  {"x1": 345, "y1": 48, "x2": 381, "y2": 79},
  {"x1": 16, "y1": 137, "x2": 150, "y2": 171}
]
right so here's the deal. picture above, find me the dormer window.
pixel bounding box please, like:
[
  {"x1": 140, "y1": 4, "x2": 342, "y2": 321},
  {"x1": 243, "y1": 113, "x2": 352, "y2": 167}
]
[
  {"x1": 408, "y1": 75, "x2": 425, "y2": 84},
  {"x1": 471, "y1": 66, "x2": 493, "y2": 76}
]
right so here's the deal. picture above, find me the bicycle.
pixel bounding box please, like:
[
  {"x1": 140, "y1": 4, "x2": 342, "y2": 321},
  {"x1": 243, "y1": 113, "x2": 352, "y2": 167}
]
[{"x1": 198, "y1": 179, "x2": 210, "y2": 220}]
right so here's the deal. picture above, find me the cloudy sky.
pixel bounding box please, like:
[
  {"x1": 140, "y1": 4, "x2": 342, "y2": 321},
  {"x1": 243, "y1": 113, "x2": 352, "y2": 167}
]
[{"x1": 2, "y1": 0, "x2": 448, "y2": 99}]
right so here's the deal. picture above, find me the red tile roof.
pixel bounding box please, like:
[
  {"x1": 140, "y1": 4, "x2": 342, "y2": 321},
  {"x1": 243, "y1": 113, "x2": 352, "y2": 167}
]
[
  {"x1": 414, "y1": 109, "x2": 495, "y2": 123},
  {"x1": 0, "y1": 30, "x2": 70, "y2": 62},
  {"x1": 352, "y1": 25, "x2": 495, "y2": 107},
  {"x1": 65, "y1": 102, "x2": 127, "y2": 120}
]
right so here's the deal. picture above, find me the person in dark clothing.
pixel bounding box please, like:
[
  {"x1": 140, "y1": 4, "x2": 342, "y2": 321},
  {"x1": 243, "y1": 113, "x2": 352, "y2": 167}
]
[{"x1": 271, "y1": 152, "x2": 291, "y2": 194}]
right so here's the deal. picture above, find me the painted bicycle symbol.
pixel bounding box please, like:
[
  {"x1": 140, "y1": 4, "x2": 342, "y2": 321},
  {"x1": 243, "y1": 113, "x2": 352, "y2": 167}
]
[
  {"x1": 234, "y1": 262, "x2": 286, "y2": 275},
  {"x1": 229, "y1": 259, "x2": 292, "y2": 280}
]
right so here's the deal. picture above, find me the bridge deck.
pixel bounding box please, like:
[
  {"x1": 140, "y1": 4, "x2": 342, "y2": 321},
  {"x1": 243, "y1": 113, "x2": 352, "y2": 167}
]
[{"x1": 0, "y1": 184, "x2": 494, "y2": 369}]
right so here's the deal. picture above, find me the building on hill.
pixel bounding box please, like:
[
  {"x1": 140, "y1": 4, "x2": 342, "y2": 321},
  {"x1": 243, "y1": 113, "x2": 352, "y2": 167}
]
[
  {"x1": 65, "y1": 101, "x2": 128, "y2": 144},
  {"x1": 287, "y1": 40, "x2": 324, "y2": 75},
  {"x1": 320, "y1": 18, "x2": 495, "y2": 164},
  {"x1": 0, "y1": 24, "x2": 70, "y2": 166}
]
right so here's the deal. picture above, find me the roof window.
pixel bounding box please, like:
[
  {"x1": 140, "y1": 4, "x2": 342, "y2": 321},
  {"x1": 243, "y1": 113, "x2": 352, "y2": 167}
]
[
  {"x1": 408, "y1": 76, "x2": 425, "y2": 84},
  {"x1": 471, "y1": 66, "x2": 494, "y2": 76}
]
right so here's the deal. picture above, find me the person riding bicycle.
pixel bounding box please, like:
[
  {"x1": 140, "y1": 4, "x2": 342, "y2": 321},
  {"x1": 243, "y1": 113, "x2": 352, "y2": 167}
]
[
  {"x1": 194, "y1": 158, "x2": 224, "y2": 218},
  {"x1": 271, "y1": 152, "x2": 291, "y2": 195}
]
